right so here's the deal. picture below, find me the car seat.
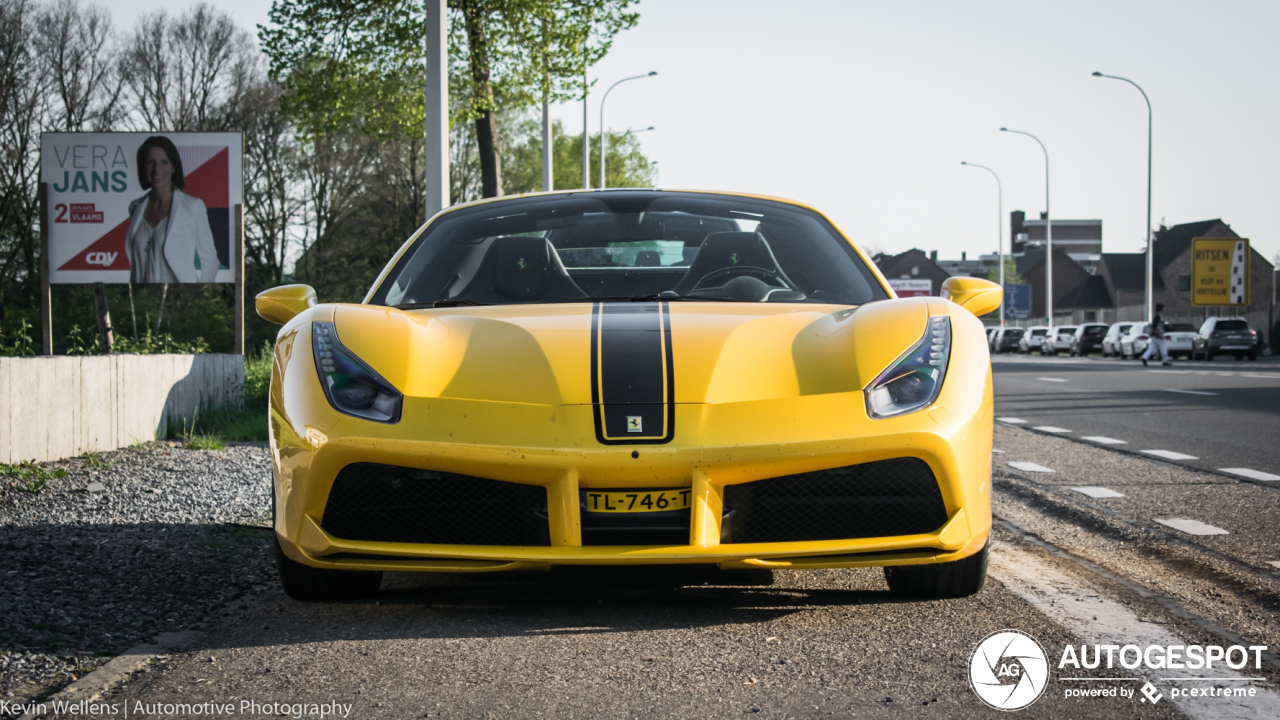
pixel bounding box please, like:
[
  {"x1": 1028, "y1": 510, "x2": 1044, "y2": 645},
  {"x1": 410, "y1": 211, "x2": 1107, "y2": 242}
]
[
  {"x1": 670, "y1": 231, "x2": 793, "y2": 295},
  {"x1": 456, "y1": 236, "x2": 587, "y2": 303}
]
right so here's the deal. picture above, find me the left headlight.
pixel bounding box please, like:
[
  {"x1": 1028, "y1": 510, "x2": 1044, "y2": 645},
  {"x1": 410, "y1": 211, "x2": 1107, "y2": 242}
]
[
  {"x1": 312, "y1": 321, "x2": 402, "y2": 423},
  {"x1": 864, "y1": 315, "x2": 951, "y2": 419}
]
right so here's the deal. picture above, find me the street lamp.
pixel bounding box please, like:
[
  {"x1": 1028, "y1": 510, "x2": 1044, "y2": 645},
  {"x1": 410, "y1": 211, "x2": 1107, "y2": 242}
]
[
  {"x1": 600, "y1": 72, "x2": 657, "y2": 188},
  {"x1": 1001, "y1": 127, "x2": 1053, "y2": 326},
  {"x1": 624, "y1": 126, "x2": 655, "y2": 137},
  {"x1": 1093, "y1": 71, "x2": 1153, "y2": 324},
  {"x1": 961, "y1": 162, "x2": 1004, "y2": 327}
]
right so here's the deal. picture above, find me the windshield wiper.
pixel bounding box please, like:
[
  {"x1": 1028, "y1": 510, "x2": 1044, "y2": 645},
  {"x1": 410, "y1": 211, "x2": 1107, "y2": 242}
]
[{"x1": 393, "y1": 299, "x2": 483, "y2": 309}]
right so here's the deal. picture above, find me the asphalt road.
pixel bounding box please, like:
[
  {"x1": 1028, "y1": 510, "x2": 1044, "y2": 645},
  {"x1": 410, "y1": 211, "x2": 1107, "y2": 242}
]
[
  {"x1": 14, "y1": 358, "x2": 1280, "y2": 720},
  {"x1": 991, "y1": 354, "x2": 1280, "y2": 478}
]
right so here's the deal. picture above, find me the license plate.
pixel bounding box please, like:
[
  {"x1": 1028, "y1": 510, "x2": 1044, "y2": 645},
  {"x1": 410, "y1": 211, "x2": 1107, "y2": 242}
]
[{"x1": 583, "y1": 489, "x2": 692, "y2": 513}]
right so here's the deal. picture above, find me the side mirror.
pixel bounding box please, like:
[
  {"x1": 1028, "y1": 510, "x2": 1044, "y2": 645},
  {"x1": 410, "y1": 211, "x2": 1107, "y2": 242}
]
[
  {"x1": 941, "y1": 277, "x2": 1003, "y2": 317},
  {"x1": 256, "y1": 284, "x2": 317, "y2": 325}
]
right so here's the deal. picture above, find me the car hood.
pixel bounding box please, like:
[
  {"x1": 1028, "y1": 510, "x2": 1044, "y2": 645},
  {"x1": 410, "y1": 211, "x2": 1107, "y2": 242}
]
[{"x1": 331, "y1": 300, "x2": 932, "y2": 406}]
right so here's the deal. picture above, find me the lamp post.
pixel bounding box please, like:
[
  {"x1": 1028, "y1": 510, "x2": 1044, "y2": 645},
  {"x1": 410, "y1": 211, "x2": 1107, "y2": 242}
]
[
  {"x1": 1093, "y1": 71, "x2": 1153, "y2": 324},
  {"x1": 599, "y1": 72, "x2": 656, "y2": 188},
  {"x1": 961, "y1": 162, "x2": 1004, "y2": 327},
  {"x1": 1001, "y1": 127, "x2": 1052, "y2": 325}
]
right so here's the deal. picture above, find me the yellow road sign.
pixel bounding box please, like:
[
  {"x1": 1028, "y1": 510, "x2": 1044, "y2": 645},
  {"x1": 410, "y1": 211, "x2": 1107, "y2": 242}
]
[{"x1": 1191, "y1": 237, "x2": 1250, "y2": 307}]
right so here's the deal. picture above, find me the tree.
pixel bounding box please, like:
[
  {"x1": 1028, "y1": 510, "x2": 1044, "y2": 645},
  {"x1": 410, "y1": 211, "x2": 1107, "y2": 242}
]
[
  {"x1": 260, "y1": 0, "x2": 638, "y2": 196},
  {"x1": 122, "y1": 2, "x2": 256, "y2": 131},
  {"x1": 502, "y1": 118, "x2": 653, "y2": 194},
  {"x1": 988, "y1": 255, "x2": 1023, "y2": 285},
  {"x1": 33, "y1": 0, "x2": 124, "y2": 131}
]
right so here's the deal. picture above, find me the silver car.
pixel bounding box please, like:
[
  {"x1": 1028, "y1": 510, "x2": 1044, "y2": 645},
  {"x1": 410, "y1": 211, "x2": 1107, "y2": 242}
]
[
  {"x1": 1019, "y1": 326, "x2": 1049, "y2": 354},
  {"x1": 1101, "y1": 322, "x2": 1133, "y2": 357},
  {"x1": 1039, "y1": 325, "x2": 1077, "y2": 356}
]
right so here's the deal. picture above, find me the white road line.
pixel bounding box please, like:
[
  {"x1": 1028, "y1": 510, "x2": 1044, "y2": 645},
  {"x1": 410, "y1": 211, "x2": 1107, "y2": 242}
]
[
  {"x1": 1218, "y1": 468, "x2": 1280, "y2": 481},
  {"x1": 1036, "y1": 377, "x2": 1069, "y2": 382},
  {"x1": 1033, "y1": 426, "x2": 1071, "y2": 433},
  {"x1": 992, "y1": 449, "x2": 1005, "y2": 454},
  {"x1": 1070, "y1": 486, "x2": 1125, "y2": 499},
  {"x1": 1082, "y1": 436, "x2": 1127, "y2": 445},
  {"x1": 1164, "y1": 389, "x2": 1219, "y2": 396},
  {"x1": 1141, "y1": 449, "x2": 1199, "y2": 461},
  {"x1": 989, "y1": 542, "x2": 1280, "y2": 720},
  {"x1": 1155, "y1": 518, "x2": 1229, "y2": 536},
  {"x1": 996, "y1": 417, "x2": 1028, "y2": 424},
  {"x1": 1007, "y1": 461, "x2": 1054, "y2": 473},
  {"x1": 1269, "y1": 561, "x2": 1280, "y2": 570}
]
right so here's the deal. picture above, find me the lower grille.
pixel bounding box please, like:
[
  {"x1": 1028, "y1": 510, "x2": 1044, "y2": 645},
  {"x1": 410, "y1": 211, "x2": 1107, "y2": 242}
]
[
  {"x1": 321, "y1": 463, "x2": 551, "y2": 546},
  {"x1": 721, "y1": 458, "x2": 948, "y2": 544}
]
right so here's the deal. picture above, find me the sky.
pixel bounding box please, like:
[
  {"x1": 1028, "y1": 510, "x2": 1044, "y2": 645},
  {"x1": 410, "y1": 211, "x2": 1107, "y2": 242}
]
[{"x1": 103, "y1": 0, "x2": 1280, "y2": 264}]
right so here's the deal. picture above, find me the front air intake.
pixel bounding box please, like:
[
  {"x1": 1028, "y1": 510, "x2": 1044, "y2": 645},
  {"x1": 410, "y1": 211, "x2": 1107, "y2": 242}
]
[
  {"x1": 721, "y1": 458, "x2": 948, "y2": 544},
  {"x1": 321, "y1": 463, "x2": 551, "y2": 546}
]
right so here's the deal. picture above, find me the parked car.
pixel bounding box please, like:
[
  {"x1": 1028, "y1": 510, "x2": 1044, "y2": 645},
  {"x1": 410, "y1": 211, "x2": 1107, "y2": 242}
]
[
  {"x1": 987, "y1": 327, "x2": 999, "y2": 347},
  {"x1": 1069, "y1": 323, "x2": 1109, "y2": 356},
  {"x1": 1039, "y1": 325, "x2": 1077, "y2": 355},
  {"x1": 1119, "y1": 324, "x2": 1151, "y2": 359},
  {"x1": 990, "y1": 327, "x2": 1025, "y2": 354},
  {"x1": 1101, "y1": 322, "x2": 1133, "y2": 357},
  {"x1": 1192, "y1": 317, "x2": 1260, "y2": 361},
  {"x1": 1161, "y1": 323, "x2": 1198, "y2": 359},
  {"x1": 1019, "y1": 326, "x2": 1049, "y2": 354}
]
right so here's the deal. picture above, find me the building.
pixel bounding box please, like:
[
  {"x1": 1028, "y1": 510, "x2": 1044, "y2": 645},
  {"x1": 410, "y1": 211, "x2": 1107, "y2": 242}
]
[
  {"x1": 936, "y1": 252, "x2": 999, "y2": 279},
  {"x1": 1014, "y1": 249, "x2": 1093, "y2": 321},
  {"x1": 1010, "y1": 211, "x2": 1102, "y2": 274},
  {"x1": 872, "y1": 249, "x2": 951, "y2": 297}
]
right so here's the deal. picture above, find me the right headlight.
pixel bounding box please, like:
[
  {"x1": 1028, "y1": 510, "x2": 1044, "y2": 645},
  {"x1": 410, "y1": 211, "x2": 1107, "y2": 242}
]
[
  {"x1": 864, "y1": 315, "x2": 951, "y2": 419},
  {"x1": 311, "y1": 321, "x2": 402, "y2": 423}
]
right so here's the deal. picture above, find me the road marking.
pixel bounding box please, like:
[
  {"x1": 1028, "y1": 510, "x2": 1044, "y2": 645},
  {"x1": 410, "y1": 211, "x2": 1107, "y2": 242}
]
[
  {"x1": 992, "y1": 449, "x2": 1005, "y2": 454},
  {"x1": 1219, "y1": 468, "x2": 1280, "y2": 481},
  {"x1": 1033, "y1": 426, "x2": 1071, "y2": 433},
  {"x1": 989, "y1": 542, "x2": 1280, "y2": 720},
  {"x1": 1164, "y1": 389, "x2": 1219, "y2": 396},
  {"x1": 1141, "y1": 449, "x2": 1199, "y2": 461},
  {"x1": 1155, "y1": 518, "x2": 1229, "y2": 536},
  {"x1": 1007, "y1": 461, "x2": 1054, "y2": 473},
  {"x1": 1082, "y1": 436, "x2": 1127, "y2": 445},
  {"x1": 1036, "y1": 377, "x2": 1068, "y2": 382},
  {"x1": 1269, "y1": 561, "x2": 1280, "y2": 570},
  {"x1": 1070, "y1": 486, "x2": 1125, "y2": 499},
  {"x1": 996, "y1": 417, "x2": 1027, "y2": 424}
]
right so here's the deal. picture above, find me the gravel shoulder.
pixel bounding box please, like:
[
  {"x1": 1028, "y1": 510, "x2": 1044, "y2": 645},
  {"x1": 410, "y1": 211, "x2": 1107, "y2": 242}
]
[{"x1": 0, "y1": 442, "x2": 274, "y2": 705}]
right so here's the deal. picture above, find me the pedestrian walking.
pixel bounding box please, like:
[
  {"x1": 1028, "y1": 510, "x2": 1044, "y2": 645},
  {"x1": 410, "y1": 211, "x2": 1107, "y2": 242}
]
[{"x1": 1142, "y1": 303, "x2": 1171, "y2": 367}]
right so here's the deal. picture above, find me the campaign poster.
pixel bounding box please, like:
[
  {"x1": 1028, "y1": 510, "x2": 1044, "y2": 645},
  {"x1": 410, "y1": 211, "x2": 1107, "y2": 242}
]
[
  {"x1": 888, "y1": 278, "x2": 932, "y2": 297},
  {"x1": 42, "y1": 132, "x2": 242, "y2": 284}
]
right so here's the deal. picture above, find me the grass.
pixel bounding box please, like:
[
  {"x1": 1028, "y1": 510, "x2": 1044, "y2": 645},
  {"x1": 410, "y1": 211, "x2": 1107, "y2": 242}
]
[
  {"x1": 167, "y1": 346, "x2": 272, "y2": 444},
  {"x1": 2, "y1": 460, "x2": 66, "y2": 493},
  {"x1": 82, "y1": 451, "x2": 109, "y2": 468}
]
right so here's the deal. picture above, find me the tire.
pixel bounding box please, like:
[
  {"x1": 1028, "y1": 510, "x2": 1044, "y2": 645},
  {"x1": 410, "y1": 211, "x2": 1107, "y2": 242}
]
[
  {"x1": 1248, "y1": 353, "x2": 1257, "y2": 361},
  {"x1": 275, "y1": 541, "x2": 382, "y2": 601},
  {"x1": 1206, "y1": 351, "x2": 1214, "y2": 361},
  {"x1": 884, "y1": 541, "x2": 989, "y2": 598},
  {"x1": 1234, "y1": 354, "x2": 1243, "y2": 361}
]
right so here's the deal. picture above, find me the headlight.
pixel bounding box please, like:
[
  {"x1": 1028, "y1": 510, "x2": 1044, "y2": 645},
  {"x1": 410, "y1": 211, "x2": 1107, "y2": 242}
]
[
  {"x1": 864, "y1": 315, "x2": 951, "y2": 419},
  {"x1": 311, "y1": 321, "x2": 402, "y2": 423}
]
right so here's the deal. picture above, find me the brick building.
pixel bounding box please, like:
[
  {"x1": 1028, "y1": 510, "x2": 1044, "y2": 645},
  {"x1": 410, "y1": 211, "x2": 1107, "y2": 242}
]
[{"x1": 872, "y1": 249, "x2": 952, "y2": 296}]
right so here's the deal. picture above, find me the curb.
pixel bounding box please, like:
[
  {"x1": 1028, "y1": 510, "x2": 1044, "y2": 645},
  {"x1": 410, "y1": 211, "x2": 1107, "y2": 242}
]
[{"x1": 18, "y1": 631, "x2": 200, "y2": 720}]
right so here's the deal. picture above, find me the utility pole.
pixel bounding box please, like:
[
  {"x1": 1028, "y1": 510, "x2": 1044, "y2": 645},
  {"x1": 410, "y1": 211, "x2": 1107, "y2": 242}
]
[
  {"x1": 582, "y1": 70, "x2": 590, "y2": 188},
  {"x1": 424, "y1": 0, "x2": 449, "y2": 219}
]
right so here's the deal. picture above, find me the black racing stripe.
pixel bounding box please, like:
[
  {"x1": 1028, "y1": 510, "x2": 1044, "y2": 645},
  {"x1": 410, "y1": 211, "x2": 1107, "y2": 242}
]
[{"x1": 591, "y1": 302, "x2": 675, "y2": 445}]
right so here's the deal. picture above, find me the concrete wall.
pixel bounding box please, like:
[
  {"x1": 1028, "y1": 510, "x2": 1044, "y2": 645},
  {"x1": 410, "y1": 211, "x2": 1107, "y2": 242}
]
[{"x1": 0, "y1": 354, "x2": 243, "y2": 464}]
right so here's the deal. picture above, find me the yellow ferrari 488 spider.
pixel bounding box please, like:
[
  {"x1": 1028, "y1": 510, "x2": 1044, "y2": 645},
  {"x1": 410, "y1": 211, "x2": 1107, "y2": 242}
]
[{"x1": 256, "y1": 189, "x2": 1003, "y2": 601}]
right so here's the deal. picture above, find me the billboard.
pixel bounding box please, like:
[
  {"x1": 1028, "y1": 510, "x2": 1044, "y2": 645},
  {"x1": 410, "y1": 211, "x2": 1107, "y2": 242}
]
[
  {"x1": 42, "y1": 132, "x2": 242, "y2": 284},
  {"x1": 888, "y1": 278, "x2": 932, "y2": 297},
  {"x1": 1003, "y1": 284, "x2": 1032, "y2": 320},
  {"x1": 1191, "y1": 237, "x2": 1250, "y2": 307}
]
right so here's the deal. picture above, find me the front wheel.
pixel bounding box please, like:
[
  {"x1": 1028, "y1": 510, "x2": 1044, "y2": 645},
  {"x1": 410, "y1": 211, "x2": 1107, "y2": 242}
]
[
  {"x1": 884, "y1": 541, "x2": 989, "y2": 598},
  {"x1": 275, "y1": 540, "x2": 382, "y2": 601}
]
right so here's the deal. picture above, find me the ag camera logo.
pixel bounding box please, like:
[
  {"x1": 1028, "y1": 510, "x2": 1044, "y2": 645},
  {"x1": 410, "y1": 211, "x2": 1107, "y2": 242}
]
[{"x1": 970, "y1": 630, "x2": 1049, "y2": 711}]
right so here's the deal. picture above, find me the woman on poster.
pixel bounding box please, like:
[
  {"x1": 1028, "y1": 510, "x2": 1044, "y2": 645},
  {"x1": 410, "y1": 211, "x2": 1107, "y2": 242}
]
[{"x1": 126, "y1": 136, "x2": 219, "y2": 283}]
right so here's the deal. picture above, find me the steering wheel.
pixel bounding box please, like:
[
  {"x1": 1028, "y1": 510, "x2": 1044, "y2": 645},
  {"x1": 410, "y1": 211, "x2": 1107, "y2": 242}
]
[{"x1": 690, "y1": 265, "x2": 794, "y2": 292}]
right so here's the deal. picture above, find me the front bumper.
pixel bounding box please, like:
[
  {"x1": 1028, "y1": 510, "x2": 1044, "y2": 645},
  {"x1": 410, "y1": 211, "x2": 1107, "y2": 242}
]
[{"x1": 271, "y1": 394, "x2": 993, "y2": 572}]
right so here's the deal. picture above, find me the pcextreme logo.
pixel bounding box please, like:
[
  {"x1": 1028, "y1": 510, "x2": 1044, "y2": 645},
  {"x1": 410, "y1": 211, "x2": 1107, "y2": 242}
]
[{"x1": 969, "y1": 630, "x2": 1050, "y2": 711}]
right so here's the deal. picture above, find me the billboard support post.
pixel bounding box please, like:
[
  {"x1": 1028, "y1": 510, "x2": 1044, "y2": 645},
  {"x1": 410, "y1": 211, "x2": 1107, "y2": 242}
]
[
  {"x1": 39, "y1": 182, "x2": 51, "y2": 355},
  {"x1": 234, "y1": 202, "x2": 244, "y2": 355},
  {"x1": 93, "y1": 281, "x2": 113, "y2": 353}
]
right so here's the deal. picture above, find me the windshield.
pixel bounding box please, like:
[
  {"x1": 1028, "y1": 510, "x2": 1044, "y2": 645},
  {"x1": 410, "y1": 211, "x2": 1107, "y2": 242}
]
[
  {"x1": 1004, "y1": 329, "x2": 1024, "y2": 338},
  {"x1": 1083, "y1": 326, "x2": 1106, "y2": 336},
  {"x1": 1030, "y1": 329, "x2": 1047, "y2": 337},
  {"x1": 369, "y1": 192, "x2": 889, "y2": 307},
  {"x1": 1216, "y1": 320, "x2": 1249, "y2": 331}
]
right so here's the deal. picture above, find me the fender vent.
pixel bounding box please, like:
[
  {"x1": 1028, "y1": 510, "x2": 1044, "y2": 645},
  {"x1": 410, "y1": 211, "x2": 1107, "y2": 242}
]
[
  {"x1": 321, "y1": 463, "x2": 551, "y2": 546},
  {"x1": 721, "y1": 458, "x2": 948, "y2": 544}
]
